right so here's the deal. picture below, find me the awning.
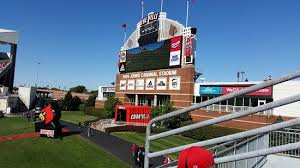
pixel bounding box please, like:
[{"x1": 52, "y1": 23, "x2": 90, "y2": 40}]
[{"x1": 0, "y1": 29, "x2": 19, "y2": 44}]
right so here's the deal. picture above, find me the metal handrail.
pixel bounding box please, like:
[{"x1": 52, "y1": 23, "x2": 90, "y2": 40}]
[
  {"x1": 149, "y1": 118, "x2": 300, "y2": 158},
  {"x1": 144, "y1": 71, "x2": 300, "y2": 168}
]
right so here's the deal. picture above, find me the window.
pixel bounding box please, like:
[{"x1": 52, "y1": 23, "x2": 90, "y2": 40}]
[{"x1": 157, "y1": 95, "x2": 170, "y2": 107}]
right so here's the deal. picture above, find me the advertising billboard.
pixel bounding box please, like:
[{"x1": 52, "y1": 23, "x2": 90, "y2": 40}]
[
  {"x1": 199, "y1": 86, "x2": 222, "y2": 95},
  {"x1": 199, "y1": 85, "x2": 272, "y2": 96},
  {"x1": 222, "y1": 86, "x2": 272, "y2": 96},
  {"x1": 169, "y1": 36, "x2": 182, "y2": 66}
]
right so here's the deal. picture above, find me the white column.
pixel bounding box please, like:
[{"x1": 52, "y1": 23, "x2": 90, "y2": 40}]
[
  {"x1": 154, "y1": 95, "x2": 157, "y2": 107},
  {"x1": 226, "y1": 100, "x2": 229, "y2": 112},
  {"x1": 234, "y1": 97, "x2": 236, "y2": 112},
  {"x1": 135, "y1": 94, "x2": 138, "y2": 106}
]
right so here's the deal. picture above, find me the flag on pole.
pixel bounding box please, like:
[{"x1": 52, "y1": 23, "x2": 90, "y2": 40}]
[{"x1": 122, "y1": 24, "x2": 127, "y2": 28}]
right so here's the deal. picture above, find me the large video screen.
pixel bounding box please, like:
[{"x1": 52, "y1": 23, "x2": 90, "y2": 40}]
[{"x1": 123, "y1": 40, "x2": 171, "y2": 73}]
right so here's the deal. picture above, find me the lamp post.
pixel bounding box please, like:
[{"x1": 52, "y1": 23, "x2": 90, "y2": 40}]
[{"x1": 36, "y1": 62, "x2": 40, "y2": 87}]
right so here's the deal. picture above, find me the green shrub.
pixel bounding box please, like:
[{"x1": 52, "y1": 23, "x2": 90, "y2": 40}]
[
  {"x1": 84, "y1": 107, "x2": 108, "y2": 118},
  {"x1": 79, "y1": 104, "x2": 85, "y2": 111},
  {"x1": 152, "y1": 127, "x2": 169, "y2": 134},
  {"x1": 181, "y1": 121, "x2": 242, "y2": 141},
  {"x1": 274, "y1": 115, "x2": 284, "y2": 124},
  {"x1": 162, "y1": 101, "x2": 191, "y2": 129}
]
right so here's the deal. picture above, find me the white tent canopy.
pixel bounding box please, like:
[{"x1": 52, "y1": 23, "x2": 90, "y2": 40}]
[{"x1": 0, "y1": 29, "x2": 19, "y2": 44}]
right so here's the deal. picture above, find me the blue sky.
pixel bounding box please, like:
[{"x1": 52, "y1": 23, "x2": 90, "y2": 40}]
[{"x1": 1, "y1": 0, "x2": 299, "y2": 90}]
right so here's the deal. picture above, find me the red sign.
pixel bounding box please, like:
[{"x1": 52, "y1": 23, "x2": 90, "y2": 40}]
[
  {"x1": 170, "y1": 36, "x2": 182, "y2": 52},
  {"x1": 221, "y1": 86, "x2": 272, "y2": 96},
  {"x1": 185, "y1": 37, "x2": 192, "y2": 57},
  {"x1": 40, "y1": 129, "x2": 54, "y2": 137}
]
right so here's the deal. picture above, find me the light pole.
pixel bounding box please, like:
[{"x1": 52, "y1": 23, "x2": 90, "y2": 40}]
[
  {"x1": 241, "y1": 71, "x2": 245, "y2": 82},
  {"x1": 36, "y1": 62, "x2": 40, "y2": 87}
]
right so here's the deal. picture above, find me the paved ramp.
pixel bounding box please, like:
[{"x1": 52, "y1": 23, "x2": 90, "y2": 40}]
[{"x1": 61, "y1": 121, "x2": 165, "y2": 167}]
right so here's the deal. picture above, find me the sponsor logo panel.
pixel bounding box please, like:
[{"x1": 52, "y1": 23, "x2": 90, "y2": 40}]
[
  {"x1": 146, "y1": 78, "x2": 155, "y2": 90},
  {"x1": 156, "y1": 78, "x2": 167, "y2": 90},
  {"x1": 127, "y1": 80, "x2": 135, "y2": 90},
  {"x1": 169, "y1": 76, "x2": 181, "y2": 90},
  {"x1": 169, "y1": 36, "x2": 182, "y2": 66},
  {"x1": 120, "y1": 80, "x2": 127, "y2": 90},
  {"x1": 136, "y1": 79, "x2": 144, "y2": 90}
]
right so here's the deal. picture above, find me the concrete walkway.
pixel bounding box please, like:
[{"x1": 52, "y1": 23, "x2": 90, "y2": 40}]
[{"x1": 61, "y1": 121, "x2": 165, "y2": 168}]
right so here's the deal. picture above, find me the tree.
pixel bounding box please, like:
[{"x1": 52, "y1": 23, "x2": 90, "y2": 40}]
[
  {"x1": 69, "y1": 85, "x2": 87, "y2": 93},
  {"x1": 69, "y1": 96, "x2": 82, "y2": 111},
  {"x1": 85, "y1": 94, "x2": 97, "y2": 107},
  {"x1": 63, "y1": 92, "x2": 73, "y2": 111},
  {"x1": 104, "y1": 96, "x2": 122, "y2": 118}
]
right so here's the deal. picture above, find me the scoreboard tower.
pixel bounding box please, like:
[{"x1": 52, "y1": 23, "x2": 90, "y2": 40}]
[{"x1": 115, "y1": 12, "x2": 197, "y2": 109}]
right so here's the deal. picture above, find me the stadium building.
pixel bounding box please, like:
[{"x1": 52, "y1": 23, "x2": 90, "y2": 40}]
[
  {"x1": 115, "y1": 12, "x2": 197, "y2": 109},
  {"x1": 0, "y1": 29, "x2": 18, "y2": 92}
]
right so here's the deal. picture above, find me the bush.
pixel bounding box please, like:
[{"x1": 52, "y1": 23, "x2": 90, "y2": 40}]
[
  {"x1": 181, "y1": 121, "x2": 242, "y2": 141},
  {"x1": 84, "y1": 107, "x2": 108, "y2": 118},
  {"x1": 161, "y1": 101, "x2": 191, "y2": 129},
  {"x1": 274, "y1": 115, "x2": 284, "y2": 124}
]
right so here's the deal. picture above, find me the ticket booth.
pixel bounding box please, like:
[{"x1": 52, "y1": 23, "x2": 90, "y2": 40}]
[{"x1": 115, "y1": 105, "x2": 151, "y2": 124}]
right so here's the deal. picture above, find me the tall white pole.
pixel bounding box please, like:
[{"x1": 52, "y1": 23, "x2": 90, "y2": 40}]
[
  {"x1": 142, "y1": 0, "x2": 144, "y2": 18},
  {"x1": 160, "y1": 0, "x2": 164, "y2": 13},
  {"x1": 185, "y1": 0, "x2": 190, "y2": 27},
  {"x1": 123, "y1": 28, "x2": 127, "y2": 44}
]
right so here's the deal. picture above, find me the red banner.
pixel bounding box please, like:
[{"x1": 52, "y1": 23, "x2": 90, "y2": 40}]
[
  {"x1": 170, "y1": 36, "x2": 182, "y2": 52},
  {"x1": 185, "y1": 37, "x2": 192, "y2": 57},
  {"x1": 221, "y1": 86, "x2": 272, "y2": 96}
]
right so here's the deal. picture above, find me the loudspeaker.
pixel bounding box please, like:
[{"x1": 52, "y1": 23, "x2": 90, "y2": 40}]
[{"x1": 191, "y1": 28, "x2": 197, "y2": 35}]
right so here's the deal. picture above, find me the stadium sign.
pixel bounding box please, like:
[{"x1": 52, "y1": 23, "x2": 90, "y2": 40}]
[
  {"x1": 141, "y1": 12, "x2": 159, "y2": 26},
  {"x1": 140, "y1": 12, "x2": 160, "y2": 37},
  {"x1": 122, "y1": 69, "x2": 177, "y2": 79}
]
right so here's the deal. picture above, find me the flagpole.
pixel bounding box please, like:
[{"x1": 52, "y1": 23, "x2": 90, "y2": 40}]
[
  {"x1": 160, "y1": 0, "x2": 164, "y2": 13},
  {"x1": 185, "y1": 0, "x2": 190, "y2": 27},
  {"x1": 123, "y1": 26, "x2": 127, "y2": 44},
  {"x1": 142, "y1": 0, "x2": 144, "y2": 18}
]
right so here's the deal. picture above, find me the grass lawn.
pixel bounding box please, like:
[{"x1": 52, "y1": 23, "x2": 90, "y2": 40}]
[
  {"x1": 0, "y1": 117, "x2": 130, "y2": 168},
  {"x1": 61, "y1": 111, "x2": 98, "y2": 124},
  {"x1": 0, "y1": 117, "x2": 35, "y2": 136},
  {"x1": 112, "y1": 132, "x2": 197, "y2": 159}
]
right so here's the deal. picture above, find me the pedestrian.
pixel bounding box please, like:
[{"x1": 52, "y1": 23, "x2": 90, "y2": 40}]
[
  {"x1": 177, "y1": 146, "x2": 216, "y2": 168},
  {"x1": 134, "y1": 145, "x2": 140, "y2": 166},
  {"x1": 138, "y1": 145, "x2": 145, "y2": 168},
  {"x1": 26, "y1": 111, "x2": 31, "y2": 122}
]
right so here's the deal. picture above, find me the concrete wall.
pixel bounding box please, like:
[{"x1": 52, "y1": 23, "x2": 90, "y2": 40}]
[
  {"x1": 273, "y1": 81, "x2": 300, "y2": 117},
  {"x1": 0, "y1": 98, "x2": 7, "y2": 112},
  {"x1": 18, "y1": 86, "x2": 36, "y2": 109}
]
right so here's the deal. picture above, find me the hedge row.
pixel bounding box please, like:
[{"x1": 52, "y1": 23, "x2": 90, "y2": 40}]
[
  {"x1": 180, "y1": 121, "x2": 242, "y2": 141},
  {"x1": 84, "y1": 107, "x2": 108, "y2": 118}
]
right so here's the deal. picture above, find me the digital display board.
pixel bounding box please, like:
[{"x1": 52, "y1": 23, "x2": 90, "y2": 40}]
[{"x1": 122, "y1": 39, "x2": 172, "y2": 73}]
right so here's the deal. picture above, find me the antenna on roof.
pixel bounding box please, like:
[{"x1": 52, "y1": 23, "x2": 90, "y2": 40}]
[{"x1": 185, "y1": 0, "x2": 190, "y2": 27}]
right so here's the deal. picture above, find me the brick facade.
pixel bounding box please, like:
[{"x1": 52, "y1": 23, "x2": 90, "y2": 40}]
[
  {"x1": 191, "y1": 109, "x2": 295, "y2": 130},
  {"x1": 115, "y1": 67, "x2": 194, "y2": 108}
]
